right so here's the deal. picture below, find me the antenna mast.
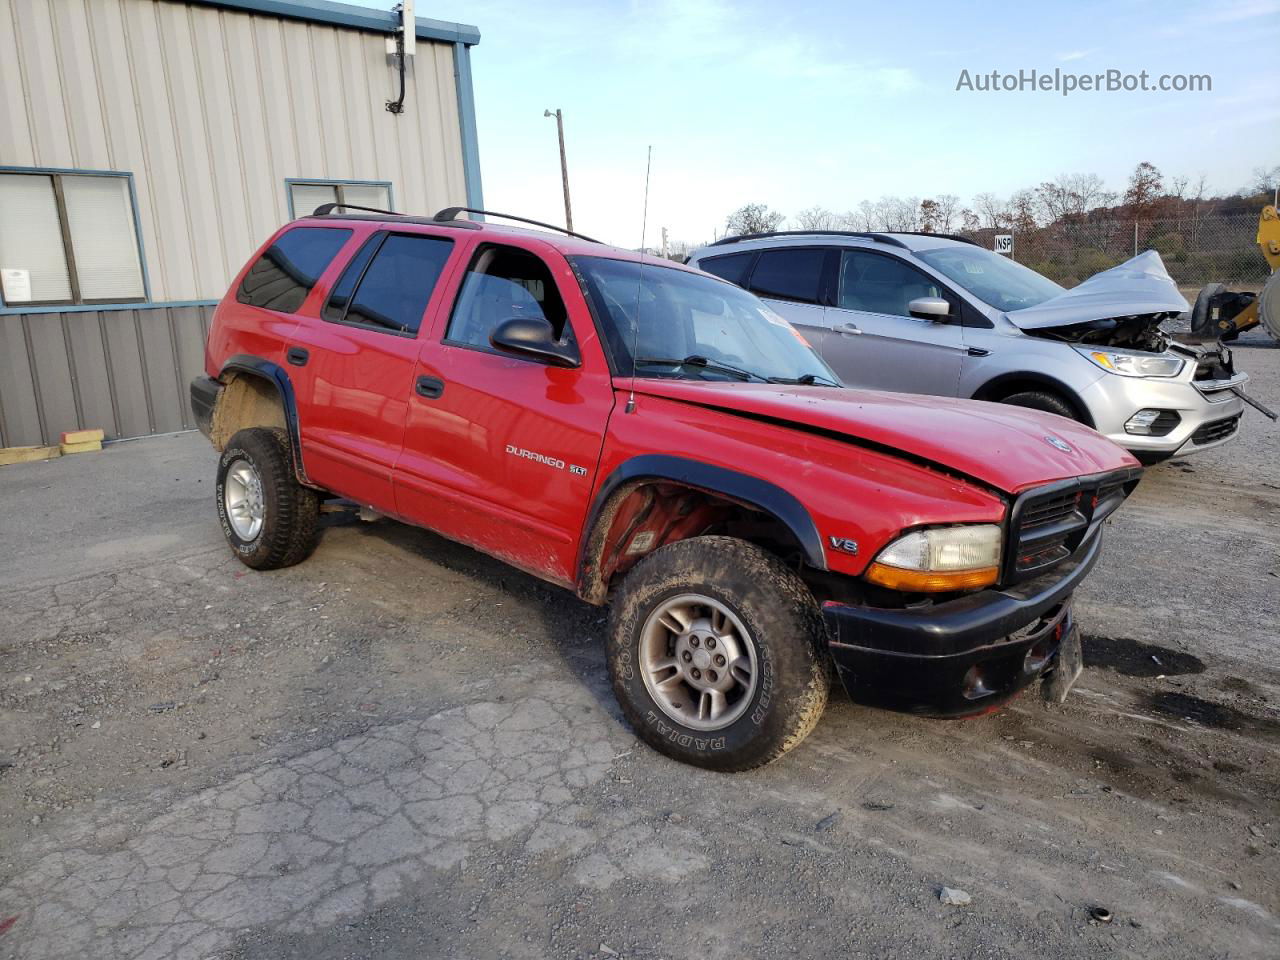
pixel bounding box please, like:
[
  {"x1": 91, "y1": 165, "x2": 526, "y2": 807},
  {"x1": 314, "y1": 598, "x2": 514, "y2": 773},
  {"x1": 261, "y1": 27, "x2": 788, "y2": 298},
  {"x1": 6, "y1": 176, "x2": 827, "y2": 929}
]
[{"x1": 625, "y1": 145, "x2": 652, "y2": 415}]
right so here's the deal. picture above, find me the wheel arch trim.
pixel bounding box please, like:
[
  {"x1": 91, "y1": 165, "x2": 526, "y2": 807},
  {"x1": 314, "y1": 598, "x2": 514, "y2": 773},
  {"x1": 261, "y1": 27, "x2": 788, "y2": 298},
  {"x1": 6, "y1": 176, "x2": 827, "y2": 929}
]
[
  {"x1": 576, "y1": 454, "x2": 827, "y2": 597},
  {"x1": 217, "y1": 354, "x2": 310, "y2": 484}
]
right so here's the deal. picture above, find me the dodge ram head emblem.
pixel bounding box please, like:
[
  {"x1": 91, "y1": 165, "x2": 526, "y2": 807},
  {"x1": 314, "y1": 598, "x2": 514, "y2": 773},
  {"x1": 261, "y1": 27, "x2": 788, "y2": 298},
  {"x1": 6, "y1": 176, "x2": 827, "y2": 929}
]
[{"x1": 1044, "y1": 435, "x2": 1073, "y2": 454}]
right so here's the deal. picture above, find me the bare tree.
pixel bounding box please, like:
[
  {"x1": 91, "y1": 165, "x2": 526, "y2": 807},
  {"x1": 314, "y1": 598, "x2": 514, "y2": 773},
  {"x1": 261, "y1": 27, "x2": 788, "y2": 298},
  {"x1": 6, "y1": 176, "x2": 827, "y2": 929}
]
[
  {"x1": 973, "y1": 192, "x2": 1008, "y2": 229},
  {"x1": 1248, "y1": 165, "x2": 1280, "y2": 198},
  {"x1": 958, "y1": 207, "x2": 981, "y2": 232},
  {"x1": 919, "y1": 198, "x2": 940, "y2": 233},
  {"x1": 932, "y1": 194, "x2": 961, "y2": 232},
  {"x1": 793, "y1": 205, "x2": 840, "y2": 231},
  {"x1": 1034, "y1": 173, "x2": 1114, "y2": 225},
  {"x1": 848, "y1": 200, "x2": 878, "y2": 231},
  {"x1": 724, "y1": 203, "x2": 785, "y2": 236},
  {"x1": 1008, "y1": 188, "x2": 1039, "y2": 232}
]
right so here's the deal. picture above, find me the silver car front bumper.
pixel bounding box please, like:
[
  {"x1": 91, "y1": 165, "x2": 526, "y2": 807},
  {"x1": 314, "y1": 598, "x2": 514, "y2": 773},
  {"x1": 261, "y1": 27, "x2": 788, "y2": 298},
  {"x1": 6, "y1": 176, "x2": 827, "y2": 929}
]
[{"x1": 1080, "y1": 370, "x2": 1248, "y2": 457}]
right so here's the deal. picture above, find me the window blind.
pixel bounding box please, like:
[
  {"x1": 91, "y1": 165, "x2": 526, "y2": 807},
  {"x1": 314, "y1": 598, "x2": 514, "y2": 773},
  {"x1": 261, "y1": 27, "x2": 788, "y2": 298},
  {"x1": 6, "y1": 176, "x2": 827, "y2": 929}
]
[
  {"x1": 0, "y1": 174, "x2": 73, "y2": 303},
  {"x1": 62, "y1": 175, "x2": 145, "y2": 301}
]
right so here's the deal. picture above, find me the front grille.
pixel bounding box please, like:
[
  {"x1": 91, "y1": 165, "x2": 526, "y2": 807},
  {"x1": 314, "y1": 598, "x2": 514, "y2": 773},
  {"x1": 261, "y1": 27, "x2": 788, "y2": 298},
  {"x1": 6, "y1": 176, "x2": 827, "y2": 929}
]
[
  {"x1": 1191, "y1": 415, "x2": 1240, "y2": 445},
  {"x1": 1005, "y1": 468, "x2": 1140, "y2": 584},
  {"x1": 1194, "y1": 352, "x2": 1234, "y2": 382}
]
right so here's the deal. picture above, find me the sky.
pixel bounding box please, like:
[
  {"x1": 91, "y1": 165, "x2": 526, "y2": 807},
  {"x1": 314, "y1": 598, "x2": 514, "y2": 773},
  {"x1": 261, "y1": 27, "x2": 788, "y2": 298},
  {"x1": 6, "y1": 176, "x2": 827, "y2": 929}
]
[{"x1": 349, "y1": 0, "x2": 1280, "y2": 248}]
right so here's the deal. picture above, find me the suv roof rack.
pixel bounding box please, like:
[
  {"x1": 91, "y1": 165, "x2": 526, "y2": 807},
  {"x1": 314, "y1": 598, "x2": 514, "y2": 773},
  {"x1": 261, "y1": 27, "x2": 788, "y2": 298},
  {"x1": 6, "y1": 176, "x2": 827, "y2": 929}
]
[
  {"x1": 433, "y1": 207, "x2": 603, "y2": 244},
  {"x1": 709, "y1": 230, "x2": 907, "y2": 248},
  {"x1": 708, "y1": 229, "x2": 980, "y2": 249}
]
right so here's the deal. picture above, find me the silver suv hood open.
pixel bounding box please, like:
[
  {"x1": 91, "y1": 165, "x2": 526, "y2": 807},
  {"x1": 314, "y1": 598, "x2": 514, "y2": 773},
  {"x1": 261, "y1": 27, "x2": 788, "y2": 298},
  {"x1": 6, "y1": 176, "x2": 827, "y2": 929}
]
[{"x1": 1005, "y1": 251, "x2": 1189, "y2": 331}]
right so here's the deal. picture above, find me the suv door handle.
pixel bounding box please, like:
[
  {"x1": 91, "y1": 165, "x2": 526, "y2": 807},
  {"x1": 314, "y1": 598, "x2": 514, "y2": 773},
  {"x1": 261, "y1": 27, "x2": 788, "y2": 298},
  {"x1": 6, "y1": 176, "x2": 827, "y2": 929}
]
[
  {"x1": 834, "y1": 322, "x2": 862, "y2": 336},
  {"x1": 415, "y1": 375, "x2": 445, "y2": 399},
  {"x1": 286, "y1": 346, "x2": 309, "y2": 366}
]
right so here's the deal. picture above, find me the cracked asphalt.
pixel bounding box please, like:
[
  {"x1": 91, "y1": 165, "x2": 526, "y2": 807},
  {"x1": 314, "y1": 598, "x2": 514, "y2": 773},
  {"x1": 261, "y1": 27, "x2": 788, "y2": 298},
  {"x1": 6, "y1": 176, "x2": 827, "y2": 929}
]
[{"x1": 1, "y1": 330, "x2": 1278, "y2": 960}]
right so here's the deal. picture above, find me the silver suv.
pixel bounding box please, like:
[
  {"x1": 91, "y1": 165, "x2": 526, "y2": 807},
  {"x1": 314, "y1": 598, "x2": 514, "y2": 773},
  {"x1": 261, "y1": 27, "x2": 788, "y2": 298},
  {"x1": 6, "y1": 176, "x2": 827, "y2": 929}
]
[{"x1": 687, "y1": 232, "x2": 1248, "y2": 462}]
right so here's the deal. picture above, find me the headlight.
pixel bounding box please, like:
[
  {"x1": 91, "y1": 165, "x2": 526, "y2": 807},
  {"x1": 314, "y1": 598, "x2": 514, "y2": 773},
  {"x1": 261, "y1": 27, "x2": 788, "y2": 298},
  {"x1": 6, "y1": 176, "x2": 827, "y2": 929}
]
[
  {"x1": 1075, "y1": 347, "x2": 1184, "y2": 378},
  {"x1": 865, "y1": 524, "x2": 1002, "y2": 593}
]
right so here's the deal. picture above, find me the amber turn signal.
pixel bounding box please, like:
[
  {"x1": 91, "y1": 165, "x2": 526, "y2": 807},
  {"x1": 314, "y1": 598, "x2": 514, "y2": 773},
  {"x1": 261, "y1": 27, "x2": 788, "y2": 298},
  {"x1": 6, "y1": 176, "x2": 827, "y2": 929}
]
[{"x1": 864, "y1": 562, "x2": 999, "y2": 593}]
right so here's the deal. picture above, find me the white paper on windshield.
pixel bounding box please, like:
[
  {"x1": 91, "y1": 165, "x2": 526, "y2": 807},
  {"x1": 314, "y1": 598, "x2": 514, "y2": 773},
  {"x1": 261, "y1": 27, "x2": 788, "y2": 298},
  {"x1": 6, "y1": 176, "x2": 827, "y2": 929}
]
[{"x1": 1005, "y1": 251, "x2": 1189, "y2": 330}]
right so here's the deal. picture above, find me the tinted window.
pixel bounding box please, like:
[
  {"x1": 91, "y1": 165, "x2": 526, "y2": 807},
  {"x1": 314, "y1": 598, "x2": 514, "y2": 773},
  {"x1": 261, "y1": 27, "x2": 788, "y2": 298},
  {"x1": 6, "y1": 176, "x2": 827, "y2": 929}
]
[
  {"x1": 838, "y1": 250, "x2": 943, "y2": 317},
  {"x1": 322, "y1": 235, "x2": 381, "y2": 322},
  {"x1": 748, "y1": 248, "x2": 826, "y2": 304},
  {"x1": 698, "y1": 252, "x2": 754, "y2": 287},
  {"x1": 236, "y1": 227, "x2": 351, "y2": 312},
  {"x1": 342, "y1": 234, "x2": 453, "y2": 335},
  {"x1": 446, "y1": 244, "x2": 574, "y2": 356}
]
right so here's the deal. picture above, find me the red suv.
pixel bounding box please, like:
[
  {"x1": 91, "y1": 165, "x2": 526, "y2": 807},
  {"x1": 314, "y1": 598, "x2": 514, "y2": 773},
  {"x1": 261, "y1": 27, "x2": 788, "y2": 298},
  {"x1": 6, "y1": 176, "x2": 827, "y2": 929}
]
[{"x1": 191, "y1": 206, "x2": 1140, "y2": 770}]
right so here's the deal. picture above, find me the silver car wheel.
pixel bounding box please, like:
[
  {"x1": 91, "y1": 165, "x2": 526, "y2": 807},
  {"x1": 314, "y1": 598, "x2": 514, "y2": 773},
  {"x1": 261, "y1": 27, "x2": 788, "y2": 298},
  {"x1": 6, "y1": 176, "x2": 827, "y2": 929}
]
[
  {"x1": 639, "y1": 593, "x2": 758, "y2": 731},
  {"x1": 223, "y1": 458, "x2": 265, "y2": 541}
]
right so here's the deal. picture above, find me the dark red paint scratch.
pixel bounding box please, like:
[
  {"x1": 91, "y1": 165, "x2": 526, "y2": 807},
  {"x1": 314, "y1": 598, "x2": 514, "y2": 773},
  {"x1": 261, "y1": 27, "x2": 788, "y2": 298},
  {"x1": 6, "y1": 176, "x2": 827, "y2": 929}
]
[{"x1": 0, "y1": 915, "x2": 19, "y2": 935}]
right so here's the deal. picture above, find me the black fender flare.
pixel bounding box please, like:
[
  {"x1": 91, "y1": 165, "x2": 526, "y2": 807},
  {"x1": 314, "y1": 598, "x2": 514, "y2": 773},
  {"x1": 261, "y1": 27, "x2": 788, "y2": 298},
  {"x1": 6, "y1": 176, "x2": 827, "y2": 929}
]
[
  {"x1": 218, "y1": 354, "x2": 310, "y2": 484},
  {"x1": 970, "y1": 372, "x2": 1094, "y2": 427},
  {"x1": 576, "y1": 454, "x2": 827, "y2": 594}
]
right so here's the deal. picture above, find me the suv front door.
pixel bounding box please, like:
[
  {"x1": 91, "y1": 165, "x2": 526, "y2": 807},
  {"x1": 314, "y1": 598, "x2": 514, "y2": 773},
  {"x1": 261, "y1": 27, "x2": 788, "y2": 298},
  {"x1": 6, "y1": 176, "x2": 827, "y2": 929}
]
[
  {"x1": 823, "y1": 249, "x2": 966, "y2": 395},
  {"x1": 394, "y1": 240, "x2": 615, "y2": 586}
]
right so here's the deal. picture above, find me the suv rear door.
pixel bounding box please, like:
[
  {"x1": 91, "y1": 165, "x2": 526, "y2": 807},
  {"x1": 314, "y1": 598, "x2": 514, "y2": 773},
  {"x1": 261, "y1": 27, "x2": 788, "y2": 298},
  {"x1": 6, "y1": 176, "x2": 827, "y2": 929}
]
[
  {"x1": 286, "y1": 227, "x2": 458, "y2": 510},
  {"x1": 823, "y1": 249, "x2": 966, "y2": 395},
  {"x1": 394, "y1": 238, "x2": 615, "y2": 586}
]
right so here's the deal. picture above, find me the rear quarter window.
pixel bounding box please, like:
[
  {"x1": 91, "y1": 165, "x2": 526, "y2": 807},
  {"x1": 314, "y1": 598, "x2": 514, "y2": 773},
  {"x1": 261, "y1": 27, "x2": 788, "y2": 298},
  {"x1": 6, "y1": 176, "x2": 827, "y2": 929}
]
[
  {"x1": 236, "y1": 226, "x2": 352, "y2": 313},
  {"x1": 697, "y1": 252, "x2": 755, "y2": 287}
]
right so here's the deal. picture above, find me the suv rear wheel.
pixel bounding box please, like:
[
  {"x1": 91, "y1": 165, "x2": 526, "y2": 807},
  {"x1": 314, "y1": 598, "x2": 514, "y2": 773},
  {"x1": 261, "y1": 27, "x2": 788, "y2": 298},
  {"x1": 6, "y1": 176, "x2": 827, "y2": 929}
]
[
  {"x1": 216, "y1": 428, "x2": 319, "y2": 570},
  {"x1": 999, "y1": 389, "x2": 1079, "y2": 421},
  {"x1": 607, "y1": 536, "x2": 830, "y2": 770}
]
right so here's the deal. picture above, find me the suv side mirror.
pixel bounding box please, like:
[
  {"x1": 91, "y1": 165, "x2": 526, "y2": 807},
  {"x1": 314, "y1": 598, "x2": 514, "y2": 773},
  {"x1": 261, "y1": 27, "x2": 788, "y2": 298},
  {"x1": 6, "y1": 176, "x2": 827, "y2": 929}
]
[
  {"x1": 908, "y1": 297, "x2": 951, "y2": 321},
  {"x1": 490, "y1": 317, "x2": 579, "y2": 368}
]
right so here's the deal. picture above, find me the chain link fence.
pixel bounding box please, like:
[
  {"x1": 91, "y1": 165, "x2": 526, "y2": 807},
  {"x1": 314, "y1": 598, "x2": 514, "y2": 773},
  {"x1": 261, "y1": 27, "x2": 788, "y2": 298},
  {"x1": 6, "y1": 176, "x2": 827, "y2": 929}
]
[{"x1": 963, "y1": 213, "x2": 1265, "y2": 290}]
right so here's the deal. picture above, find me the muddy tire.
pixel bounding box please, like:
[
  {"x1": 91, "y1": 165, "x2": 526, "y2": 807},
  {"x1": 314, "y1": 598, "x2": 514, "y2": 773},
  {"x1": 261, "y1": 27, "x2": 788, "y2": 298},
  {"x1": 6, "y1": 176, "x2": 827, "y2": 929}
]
[
  {"x1": 1000, "y1": 389, "x2": 1080, "y2": 422},
  {"x1": 606, "y1": 536, "x2": 830, "y2": 771},
  {"x1": 216, "y1": 428, "x2": 318, "y2": 570}
]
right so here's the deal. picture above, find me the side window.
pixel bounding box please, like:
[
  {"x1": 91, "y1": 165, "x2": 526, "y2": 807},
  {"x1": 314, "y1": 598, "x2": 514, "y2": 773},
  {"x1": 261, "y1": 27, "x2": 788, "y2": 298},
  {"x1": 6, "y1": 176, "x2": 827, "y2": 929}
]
[
  {"x1": 445, "y1": 244, "x2": 575, "y2": 358},
  {"x1": 697, "y1": 252, "x2": 754, "y2": 287},
  {"x1": 838, "y1": 250, "x2": 944, "y2": 317},
  {"x1": 748, "y1": 248, "x2": 827, "y2": 304},
  {"x1": 236, "y1": 227, "x2": 352, "y2": 313},
  {"x1": 332, "y1": 234, "x2": 454, "y2": 336}
]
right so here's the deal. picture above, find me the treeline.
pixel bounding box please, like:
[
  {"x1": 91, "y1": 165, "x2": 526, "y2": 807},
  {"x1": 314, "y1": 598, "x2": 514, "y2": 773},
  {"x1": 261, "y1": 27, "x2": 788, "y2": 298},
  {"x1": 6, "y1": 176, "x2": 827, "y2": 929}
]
[{"x1": 714, "y1": 163, "x2": 1280, "y2": 241}]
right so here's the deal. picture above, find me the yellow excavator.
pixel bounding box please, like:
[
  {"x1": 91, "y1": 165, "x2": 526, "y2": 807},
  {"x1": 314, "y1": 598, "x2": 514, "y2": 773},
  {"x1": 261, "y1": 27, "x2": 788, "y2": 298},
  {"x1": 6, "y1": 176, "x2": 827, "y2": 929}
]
[{"x1": 1191, "y1": 204, "x2": 1280, "y2": 341}]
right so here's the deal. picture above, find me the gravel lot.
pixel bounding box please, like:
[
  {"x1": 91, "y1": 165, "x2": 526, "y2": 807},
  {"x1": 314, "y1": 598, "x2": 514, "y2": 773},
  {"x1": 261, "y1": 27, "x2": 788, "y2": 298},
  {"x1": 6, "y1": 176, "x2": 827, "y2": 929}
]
[{"x1": 1, "y1": 330, "x2": 1277, "y2": 960}]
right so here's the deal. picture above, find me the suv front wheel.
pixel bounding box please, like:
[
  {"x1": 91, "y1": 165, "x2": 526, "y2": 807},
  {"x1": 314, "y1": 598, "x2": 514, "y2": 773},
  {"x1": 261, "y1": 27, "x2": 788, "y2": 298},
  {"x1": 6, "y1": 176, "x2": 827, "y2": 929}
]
[
  {"x1": 216, "y1": 428, "x2": 319, "y2": 570},
  {"x1": 607, "y1": 536, "x2": 830, "y2": 770}
]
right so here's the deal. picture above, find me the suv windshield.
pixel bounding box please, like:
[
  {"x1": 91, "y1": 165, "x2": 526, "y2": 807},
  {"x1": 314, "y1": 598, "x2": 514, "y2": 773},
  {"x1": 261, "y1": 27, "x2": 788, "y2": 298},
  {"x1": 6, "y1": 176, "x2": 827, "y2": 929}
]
[
  {"x1": 571, "y1": 256, "x2": 838, "y2": 385},
  {"x1": 915, "y1": 245, "x2": 1064, "y2": 312}
]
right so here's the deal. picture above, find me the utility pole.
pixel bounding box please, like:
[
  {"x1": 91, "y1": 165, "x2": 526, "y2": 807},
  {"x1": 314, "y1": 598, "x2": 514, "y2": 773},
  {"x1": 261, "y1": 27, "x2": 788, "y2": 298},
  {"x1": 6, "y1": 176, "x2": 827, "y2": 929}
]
[
  {"x1": 543, "y1": 108, "x2": 573, "y2": 233},
  {"x1": 661, "y1": 227, "x2": 668, "y2": 259}
]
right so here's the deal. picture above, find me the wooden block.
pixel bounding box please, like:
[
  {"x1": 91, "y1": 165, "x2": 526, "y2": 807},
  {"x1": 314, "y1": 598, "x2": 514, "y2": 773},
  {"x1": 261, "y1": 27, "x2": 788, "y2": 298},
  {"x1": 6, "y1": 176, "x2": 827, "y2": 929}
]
[
  {"x1": 0, "y1": 445, "x2": 61, "y2": 466},
  {"x1": 60, "y1": 428, "x2": 105, "y2": 445},
  {"x1": 59, "y1": 439, "x2": 103, "y2": 455}
]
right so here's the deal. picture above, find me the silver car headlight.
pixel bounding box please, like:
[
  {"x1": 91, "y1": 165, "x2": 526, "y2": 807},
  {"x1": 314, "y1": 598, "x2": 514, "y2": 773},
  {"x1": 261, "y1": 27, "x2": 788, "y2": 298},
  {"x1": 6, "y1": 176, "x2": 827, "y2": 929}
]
[{"x1": 1074, "y1": 347, "x2": 1184, "y2": 378}]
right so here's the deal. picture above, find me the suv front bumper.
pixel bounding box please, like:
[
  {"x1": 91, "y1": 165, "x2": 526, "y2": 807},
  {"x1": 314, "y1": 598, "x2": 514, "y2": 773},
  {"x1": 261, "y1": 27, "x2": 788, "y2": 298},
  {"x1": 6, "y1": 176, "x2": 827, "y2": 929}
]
[
  {"x1": 1081, "y1": 370, "x2": 1247, "y2": 457},
  {"x1": 821, "y1": 532, "x2": 1100, "y2": 715}
]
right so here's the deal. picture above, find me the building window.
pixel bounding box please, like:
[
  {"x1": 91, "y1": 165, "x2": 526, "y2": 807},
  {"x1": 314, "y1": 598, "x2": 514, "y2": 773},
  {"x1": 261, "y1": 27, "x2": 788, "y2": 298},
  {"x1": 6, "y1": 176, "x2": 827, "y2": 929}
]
[
  {"x1": 288, "y1": 180, "x2": 393, "y2": 219},
  {"x1": 0, "y1": 171, "x2": 146, "y2": 306}
]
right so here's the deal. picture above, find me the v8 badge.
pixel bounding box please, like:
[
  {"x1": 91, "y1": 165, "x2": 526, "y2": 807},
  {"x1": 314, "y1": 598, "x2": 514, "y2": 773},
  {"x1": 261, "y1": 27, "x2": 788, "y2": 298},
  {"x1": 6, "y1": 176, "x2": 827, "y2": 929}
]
[{"x1": 827, "y1": 535, "x2": 859, "y2": 556}]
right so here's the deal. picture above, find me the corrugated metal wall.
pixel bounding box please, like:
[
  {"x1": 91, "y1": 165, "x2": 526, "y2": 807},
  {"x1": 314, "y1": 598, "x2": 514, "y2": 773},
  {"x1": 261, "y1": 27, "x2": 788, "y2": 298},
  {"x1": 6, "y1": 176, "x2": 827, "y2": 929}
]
[
  {"x1": 0, "y1": 0, "x2": 473, "y2": 446},
  {"x1": 0, "y1": 305, "x2": 214, "y2": 447},
  {"x1": 0, "y1": 0, "x2": 468, "y2": 303}
]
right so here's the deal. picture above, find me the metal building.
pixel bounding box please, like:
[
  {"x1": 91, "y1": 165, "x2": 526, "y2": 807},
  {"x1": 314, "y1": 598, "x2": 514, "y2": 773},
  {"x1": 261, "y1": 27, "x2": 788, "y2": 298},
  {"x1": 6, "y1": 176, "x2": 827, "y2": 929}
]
[{"x1": 0, "y1": 0, "x2": 482, "y2": 446}]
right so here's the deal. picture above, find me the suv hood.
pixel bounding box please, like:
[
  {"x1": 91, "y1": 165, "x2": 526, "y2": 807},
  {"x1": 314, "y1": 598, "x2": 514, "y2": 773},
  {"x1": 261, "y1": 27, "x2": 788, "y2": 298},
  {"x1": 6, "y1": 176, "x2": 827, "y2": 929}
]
[
  {"x1": 1005, "y1": 251, "x2": 1188, "y2": 349},
  {"x1": 630, "y1": 380, "x2": 1138, "y2": 494}
]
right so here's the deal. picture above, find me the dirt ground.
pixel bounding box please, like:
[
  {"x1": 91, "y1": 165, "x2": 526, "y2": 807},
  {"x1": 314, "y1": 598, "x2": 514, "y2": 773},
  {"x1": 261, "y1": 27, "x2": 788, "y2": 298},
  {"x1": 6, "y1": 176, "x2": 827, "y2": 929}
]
[{"x1": 1, "y1": 331, "x2": 1277, "y2": 960}]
